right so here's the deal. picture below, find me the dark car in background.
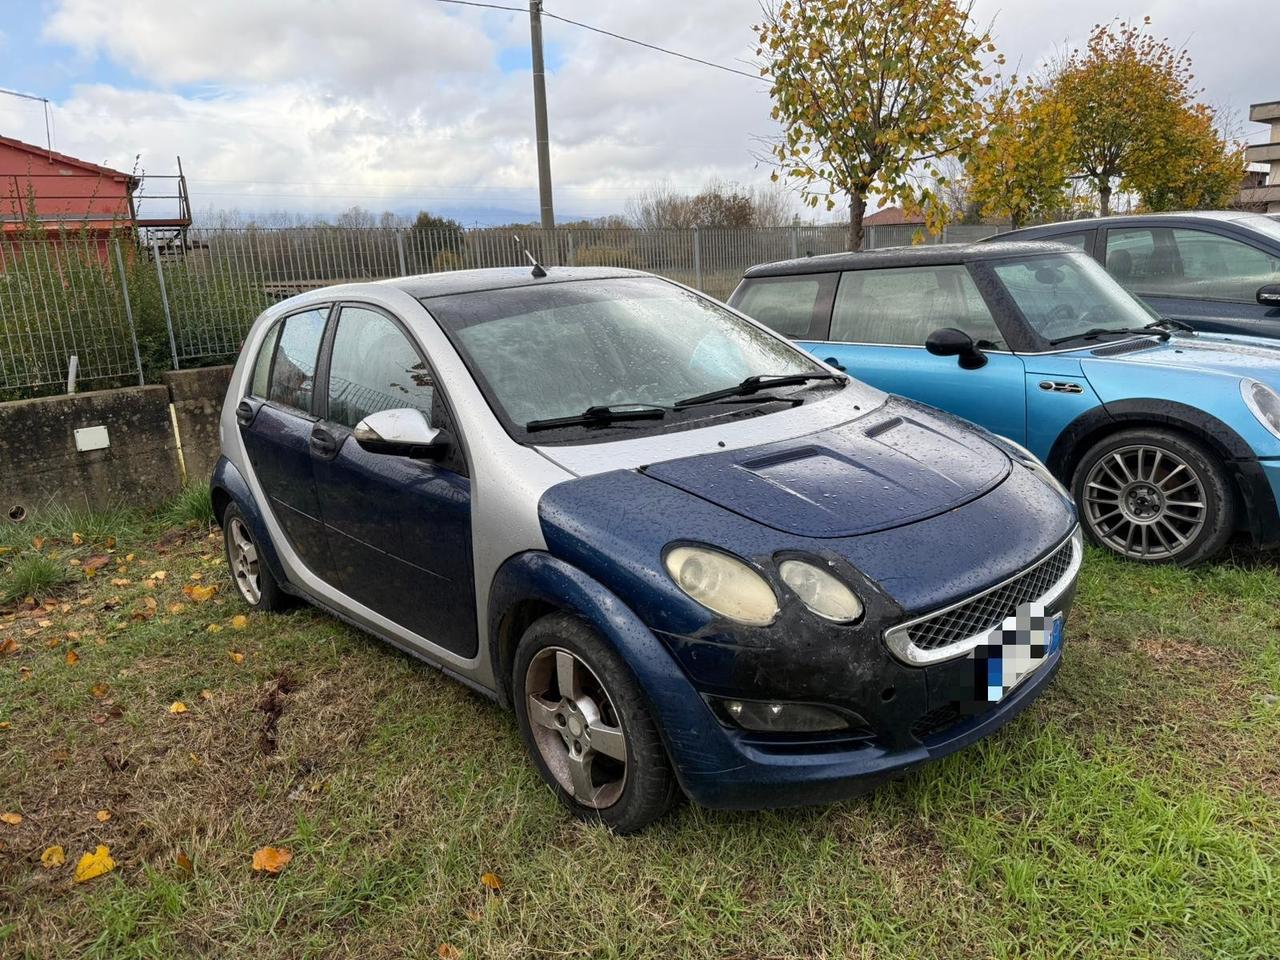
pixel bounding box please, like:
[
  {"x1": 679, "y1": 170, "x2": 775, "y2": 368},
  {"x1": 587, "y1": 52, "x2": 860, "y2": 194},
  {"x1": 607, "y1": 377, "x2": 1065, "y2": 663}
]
[{"x1": 999, "y1": 212, "x2": 1280, "y2": 339}]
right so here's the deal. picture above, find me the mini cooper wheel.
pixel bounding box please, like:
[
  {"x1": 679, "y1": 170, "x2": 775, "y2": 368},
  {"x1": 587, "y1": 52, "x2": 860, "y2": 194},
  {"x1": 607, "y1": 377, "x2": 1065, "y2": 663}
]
[
  {"x1": 221, "y1": 504, "x2": 290, "y2": 610},
  {"x1": 1072, "y1": 428, "x2": 1234, "y2": 565},
  {"x1": 514, "y1": 613, "x2": 678, "y2": 833}
]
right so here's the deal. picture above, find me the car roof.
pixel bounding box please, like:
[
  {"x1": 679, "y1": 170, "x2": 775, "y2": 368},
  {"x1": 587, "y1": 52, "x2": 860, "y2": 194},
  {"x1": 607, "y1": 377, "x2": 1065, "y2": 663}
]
[
  {"x1": 1001, "y1": 210, "x2": 1276, "y2": 238},
  {"x1": 377, "y1": 266, "x2": 654, "y2": 300},
  {"x1": 741, "y1": 240, "x2": 1080, "y2": 278}
]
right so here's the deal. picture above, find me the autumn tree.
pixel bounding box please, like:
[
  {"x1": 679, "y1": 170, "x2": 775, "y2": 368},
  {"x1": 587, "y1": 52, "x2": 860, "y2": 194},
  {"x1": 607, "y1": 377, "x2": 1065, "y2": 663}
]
[
  {"x1": 967, "y1": 82, "x2": 1074, "y2": 229},
  {"x1": 1050, "y1": 18, "x2": 1241, "y2": 216},
  {"x1": 755, "y1": 0, "x2": 1002, "y2": 250}
]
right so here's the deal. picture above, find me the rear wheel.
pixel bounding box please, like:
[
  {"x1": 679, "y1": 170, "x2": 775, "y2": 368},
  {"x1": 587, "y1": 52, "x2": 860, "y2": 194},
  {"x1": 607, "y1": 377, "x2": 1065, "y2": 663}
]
[
  {"x1": 513, "y1": 613, "x2": 678, "y2": 833},
  {"x1": 1072, "y1": 428, "x2": 1234, "y2": 565},
  {"x1": 222, "y1": 504, "x2": 290, "y2": 610}
]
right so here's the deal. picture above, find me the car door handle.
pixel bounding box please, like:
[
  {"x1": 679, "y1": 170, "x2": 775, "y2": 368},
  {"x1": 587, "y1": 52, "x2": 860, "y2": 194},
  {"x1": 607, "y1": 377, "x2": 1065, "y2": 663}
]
[
  {"x1": 309, "y1": 426, "x2": 340, "y2": 459},
  {"x1": 235, "y1": 399, "x2": 258, "y2": 427},
  {"x1": 823, "y1": 356, "x2": 847, "y2": 372}
]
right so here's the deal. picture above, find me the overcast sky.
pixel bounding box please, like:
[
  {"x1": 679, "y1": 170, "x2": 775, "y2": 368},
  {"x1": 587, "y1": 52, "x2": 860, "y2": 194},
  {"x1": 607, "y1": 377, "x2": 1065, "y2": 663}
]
[{"x1": 0, "y1": 0, "x2": 1272, "y2": 224}]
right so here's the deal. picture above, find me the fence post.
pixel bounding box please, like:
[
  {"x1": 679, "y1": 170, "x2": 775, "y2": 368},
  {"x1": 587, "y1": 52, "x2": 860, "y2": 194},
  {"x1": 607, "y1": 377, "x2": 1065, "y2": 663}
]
[
  {"x1": 114, "y1": 240, "x2": 145, "y2": 386},
  {"x1": 151, "y1": 241, "x2": 180, "y2": 370},
  {"x1": 692, "y1": 227, "x2": 702, "y2": 290},
  {"x1": 396, "y1": 231, "x2": 408, "y2": 276},
  {"x1": 791, "y1": 225, "x2": 799, "y2": 259},
  {"x1": 567, "y1": 230, "x2": 576, "y2": 267}
]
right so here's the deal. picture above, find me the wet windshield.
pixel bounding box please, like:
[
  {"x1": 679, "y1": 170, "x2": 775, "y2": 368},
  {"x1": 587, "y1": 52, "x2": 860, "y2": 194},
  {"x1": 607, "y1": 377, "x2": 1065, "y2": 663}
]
[
  {"x1": 991, "y1": 252, "x2": 1158, "y2": 344},
  {"x1": 422, "y1": 277, "x2": 831, "y2": 440}
]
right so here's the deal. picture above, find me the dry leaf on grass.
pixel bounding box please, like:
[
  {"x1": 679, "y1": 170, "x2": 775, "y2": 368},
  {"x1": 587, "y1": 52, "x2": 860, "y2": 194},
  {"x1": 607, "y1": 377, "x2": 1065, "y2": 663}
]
[
  {"x1": 199, "y1": 689, "x2": 213, "y2": 701},
  {"x1": 41, "y1": 845, "x2": 66, "y2": 868},
  {"x1": 0, "y1": 637, "x2": 19, "y2": 656},
  {"x1": 168, "y1": 701, "x2": 188, "y2": 715},
  {"x1": 65, "y1": 650, "x2": 79, "y2": 666},
  {"x1": 82, "y1": 556, "x2": 109, "y2": 576},
  {"x1": 176, "y1": 851, "x2": 194, "y2": 875},
  {"x1": 91, "y1": 682, "x2": 110, "y2": 698},
  {"x1": 168, "y1": 603, "x2": 186, "y2": 615},
  {"x1": 228, "y1": 650, "x2": 245, "y2": 663},
  {"x1": 32, "y1": 536, "x2": 44, "y2": 550},
  {"x1": 184, "y1": 584, "x2": 217, "y2": 603},
  {"x1": 251, "y1": 846, "x2": 292, "y2": 874},
  {"x1": 150, "y1": 570, "x2": 168, "y2": 581},
  {"x1": 480, "y1": 872, "x2": 503, "y2": 892},
  {"x1": 207, "y1": 623, "x2": 222, "y2": 633},
  {"x1": 189, "y1": 571, "x2": 204, "y2": 581},
  {"x1": 111, "y1": 578, "x2": 130, "y2": 587},
  {"x1": 437, "y1": 945, "x2": 461, "y2": 960},
  {"x1": 230, "y1": 614, "x2": 248, "y2": 630},
  {"x1": 1, "y1": 812, "x2": 22, "y2": 825},
  {"x1": 74, "y1": 845, "x2": 115, "y2": 882},
  {"x1": 96, "y1": 810, "x2": 111, "y2": 822},
  {"x1": 72, "y1": 532, "x2": 83, "y2": 545}
]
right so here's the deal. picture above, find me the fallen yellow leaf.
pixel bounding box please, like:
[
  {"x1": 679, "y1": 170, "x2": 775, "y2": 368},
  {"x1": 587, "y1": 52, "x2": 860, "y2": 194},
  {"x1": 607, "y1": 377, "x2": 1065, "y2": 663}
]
[
  {"x1": 151, "y1": 570, "x2": 168, "y2": 581},
  {"x1": 199, "y1": 689, "x2": 213, "y2": 701},
  {"x1": 184, "y1": 584, "x2": 217, "y2": 603},
  {"x1": 41, "y1": 845, "x2": 66, "y2": 868},
  {"x1": 1, "y1": 812, "x2": 21, "y2": 825},
  {"x1": 228, "y1": 650, "x2": 245, "y2": 663},
  {"x1": 111, "y1": 578, "x2": 131, "y2": 587},
  {"x1": 74, "y1": 845, "x2": 115, "y2": 882},
  {"x1": 206, "y1": 623, "x2": 222, "y2": 633},
  {"x1": 176, "y1": 851, "x2": 194, "y2": 875},
  {"x1": 480, "y1": 871, "x2": 503, "y2": 892},
  {"x1": 189, "y1": 571, "x2": 204, "y2": 581},
  {"x1": 32, "y1": 536, "x2": 44, "y2": 550},
  {"x1": 0, "y1": 637, "x2": 19, "y2": 656},
  {"x1": 230, "y1": 615, "x2": 248, "y2": 630},
  {"x1": 251, "y1": 846, "x2": 292, "y2": 874},
  {"x1": 125, "y1": 553, "x2": 135, "y2": 562},
  {"x1": 90, "y1": 682, "x2": 109, "y2": 698},
  {"x1": 72, "y1": 532, "x2": 83, "y2": 545},
  {"x1": 437, "y1": 945, "x2": 461, "y2": 960},
  {"x1": 169, "y1": 701, "x2": 188, "y2": 714},
  {"x1": 168, "y1": 603, "x2": 186, "y2": 614},
  {"x1": 65, "y1": 649, "x2": 79, "y2": 666},
  {"x1": 37, "y1": 619, "x2": 52, "y2": 628},
  {"x1": 96, "y1": 810, "x2": 111, "y2": 822}
]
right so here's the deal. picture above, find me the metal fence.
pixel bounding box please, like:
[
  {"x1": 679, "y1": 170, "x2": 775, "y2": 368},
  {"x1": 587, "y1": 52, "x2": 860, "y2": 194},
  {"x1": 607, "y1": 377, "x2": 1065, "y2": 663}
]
[{"x1": 0, "y1": 221, "x2": 1004, "y2": 398}]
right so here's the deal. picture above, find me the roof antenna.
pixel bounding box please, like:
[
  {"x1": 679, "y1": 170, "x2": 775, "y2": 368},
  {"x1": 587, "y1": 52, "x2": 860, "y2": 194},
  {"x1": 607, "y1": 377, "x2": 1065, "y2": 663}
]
[{"x1": 514, "y1": 235, "x2": 548, "y2": 278}]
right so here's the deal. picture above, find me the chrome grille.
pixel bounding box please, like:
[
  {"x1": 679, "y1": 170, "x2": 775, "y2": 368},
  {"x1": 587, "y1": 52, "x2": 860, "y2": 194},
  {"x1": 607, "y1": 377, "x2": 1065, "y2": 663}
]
[{"x1": 884, "y1": 531, "x2": 1080, "y2": 665}]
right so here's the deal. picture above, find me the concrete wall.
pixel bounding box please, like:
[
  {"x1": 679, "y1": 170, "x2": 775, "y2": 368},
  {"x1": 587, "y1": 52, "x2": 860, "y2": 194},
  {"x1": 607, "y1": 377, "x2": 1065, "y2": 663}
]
[
  {"x1": 164, "y1": 365, "x2": 233, "y2": 484},
  {"x1": 1, "y1": 385, "x2": 182, "y2": 519},
  {"x1": 0, "y1": 365, "x2": 233, "y2": 521}
]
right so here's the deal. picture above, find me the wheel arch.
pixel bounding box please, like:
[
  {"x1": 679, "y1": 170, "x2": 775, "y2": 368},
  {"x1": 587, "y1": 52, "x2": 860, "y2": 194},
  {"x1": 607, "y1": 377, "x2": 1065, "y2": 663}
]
[{"x1": 209, "y1": 456, "x2": 292, "y2": 591}]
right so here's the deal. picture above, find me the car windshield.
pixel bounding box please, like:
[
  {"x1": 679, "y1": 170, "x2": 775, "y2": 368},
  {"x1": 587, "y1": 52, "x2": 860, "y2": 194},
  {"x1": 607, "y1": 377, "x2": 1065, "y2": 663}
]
[
  {"x1": 991, "y1": 252, "x2": 1158, "y2": 344},
  {"x1": 421, "y1": 277, "x2": 829, "y2": 440}
]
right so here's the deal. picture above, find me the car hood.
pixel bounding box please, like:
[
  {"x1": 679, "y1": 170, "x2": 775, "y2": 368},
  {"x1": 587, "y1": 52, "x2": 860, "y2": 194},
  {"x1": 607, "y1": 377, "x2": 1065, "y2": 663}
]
[
  {"x1": 1075, "y1": 332, "x2": 1280, "y2": 381},
  {"x1": 639, "y1": 401, "x2": 1011, "y2": 538}
]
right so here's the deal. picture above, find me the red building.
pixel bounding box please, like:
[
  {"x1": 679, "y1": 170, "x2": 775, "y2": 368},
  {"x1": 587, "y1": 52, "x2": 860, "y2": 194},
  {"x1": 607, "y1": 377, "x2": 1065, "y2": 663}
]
[{"x1": 0, "y1": 134, "x2": 189, "y2": 241}]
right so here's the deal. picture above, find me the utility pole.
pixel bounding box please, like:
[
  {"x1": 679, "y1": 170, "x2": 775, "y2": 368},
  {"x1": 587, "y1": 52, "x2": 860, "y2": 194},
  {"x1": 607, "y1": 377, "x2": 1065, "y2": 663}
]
[{"x1": 528, "y1": 0, "x2": 555, "y2": 230}]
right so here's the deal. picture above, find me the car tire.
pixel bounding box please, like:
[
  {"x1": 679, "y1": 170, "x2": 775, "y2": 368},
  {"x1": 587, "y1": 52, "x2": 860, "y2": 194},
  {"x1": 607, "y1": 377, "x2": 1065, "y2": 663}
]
[
  {"x1": 222, "y1": 503, "x2": 291, "y2": 611},
  {"x1": 513, "y1": 612, "x2": 678, "y2": 834},
  {"x1": 1071, "y1": 428, "x2": 1235, "y2": 565}
]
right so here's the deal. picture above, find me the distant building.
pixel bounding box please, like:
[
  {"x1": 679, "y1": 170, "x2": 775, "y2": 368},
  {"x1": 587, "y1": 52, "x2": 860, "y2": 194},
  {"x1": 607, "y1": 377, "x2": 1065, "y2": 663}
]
[
  {"x1": 1241, "y1": 100, "x2": 1280, "y2": 212},
  {"x1": 863, "y1": 205, "x2": 926, "y2": 227},
  {"x1": 0, "y1": 134, "x2": 190, "y2": 243}
]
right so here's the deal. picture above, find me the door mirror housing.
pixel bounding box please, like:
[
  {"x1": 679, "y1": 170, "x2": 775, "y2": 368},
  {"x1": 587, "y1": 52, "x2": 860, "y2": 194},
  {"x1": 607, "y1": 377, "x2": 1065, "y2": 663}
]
[
  {"x1": 925, "y1": 327, "x2": 988, "y2": 370},
  {"x1": 1258, "y1": 283, "x2": 1280, "y2": 308},
  {"x1": 353, "y1": 408, "x2": 449, "y2": 459}
]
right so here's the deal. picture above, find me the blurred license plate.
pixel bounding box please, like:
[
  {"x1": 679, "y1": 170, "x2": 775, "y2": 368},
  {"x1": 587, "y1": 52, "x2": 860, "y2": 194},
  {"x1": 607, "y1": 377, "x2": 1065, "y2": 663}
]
[{"x1": 972, "y1": 604, "x2": 1061, "y2": 703}]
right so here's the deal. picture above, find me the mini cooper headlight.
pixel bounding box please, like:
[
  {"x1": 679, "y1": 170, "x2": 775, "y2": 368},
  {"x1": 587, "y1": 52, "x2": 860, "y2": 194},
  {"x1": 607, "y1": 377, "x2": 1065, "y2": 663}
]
[
  {"x1": 999, "y1": 437, "x2": 1070, "y2": 499},
  {"x1": 1241, "y1": 379, "x2": 1280, "y2": 439},
  {"x1": 777, "y1": 560, "x2": 863, "y2": 622},
  {"x1": 664, "y1": 546, "x2": 779, "y2": 626}
]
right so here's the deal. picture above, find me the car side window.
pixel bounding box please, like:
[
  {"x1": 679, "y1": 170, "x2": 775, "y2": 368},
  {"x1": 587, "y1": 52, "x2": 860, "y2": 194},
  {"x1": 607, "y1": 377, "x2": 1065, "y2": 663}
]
[
  {"x1": 267, "y1": 308, "x2": 328, "y2": 413},
  {"x1": 831, "y1": 265, "x2": 1005, "y2": 348},
  {"x1": 1054, "y1": 232, "x2": 1089, "y2": 251},
  {"x1": 1104, "y1": 228, "x2": 1161, "y2": 292},
  {"x1": 733, "y1": 276, "x2": 824, "y2": 338},
  {"x1": 249, "y1": 322, "x2": 280, "y2": 399},
  {"x1": 1107, "y1": 227, "x2": 1280, "y2": 301},
  {"x1": 326, "y1": 305, "x2": 436, "y2": 429}
]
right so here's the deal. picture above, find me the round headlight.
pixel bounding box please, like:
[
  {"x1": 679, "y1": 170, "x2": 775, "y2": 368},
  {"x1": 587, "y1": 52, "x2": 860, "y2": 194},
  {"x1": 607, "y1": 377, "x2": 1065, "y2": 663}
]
[
  {"x1": 663, "y1": 546, "x2": 779, "y2": 626},
  {"x1": 778, "y1": 560, "x2": 864, "y2": 623},
  {"x1": 1242, "y1": 379, "x2": 1280, "y2": 439}
]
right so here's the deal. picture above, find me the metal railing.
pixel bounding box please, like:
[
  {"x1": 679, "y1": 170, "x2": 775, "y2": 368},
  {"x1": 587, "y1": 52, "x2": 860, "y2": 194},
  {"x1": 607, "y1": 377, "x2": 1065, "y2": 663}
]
[{"x1": 0, "y1": 221, "x2": 1005, "y2": 398}]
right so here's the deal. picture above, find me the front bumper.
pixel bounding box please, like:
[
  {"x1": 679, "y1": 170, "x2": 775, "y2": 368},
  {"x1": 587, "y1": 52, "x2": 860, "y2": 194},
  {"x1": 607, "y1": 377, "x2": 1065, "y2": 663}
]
[{"x1": 652, "y1": 541, "x2": 1078, "y2": 811}]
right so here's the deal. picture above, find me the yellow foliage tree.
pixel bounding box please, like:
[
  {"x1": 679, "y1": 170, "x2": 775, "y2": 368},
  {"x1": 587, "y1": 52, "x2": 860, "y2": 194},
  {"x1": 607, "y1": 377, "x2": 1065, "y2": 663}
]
[
  {"x1": 967, "y1": 84, "x2": 1074, "y2": 229},
  {"x1": 755, "y1": 0, "x2": 1002, "y2": 250},
  {"x1": 1051, "y1": 18, "x2": 1241, "y2": 215},
  {"x1": 1129, "y1": 103, "x2": 1245, "y2": 211}
]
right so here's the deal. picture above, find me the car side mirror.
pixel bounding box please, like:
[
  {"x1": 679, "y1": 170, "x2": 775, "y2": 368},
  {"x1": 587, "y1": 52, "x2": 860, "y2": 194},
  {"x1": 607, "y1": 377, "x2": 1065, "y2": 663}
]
[
  {"x1": 925, "y1": 327, "x2": 988, "y2": 370},
  {"x1": 1258, "y1": 283, "x2": 1280, "y2": 308},
  {"x1": 353, "y1": 408, "x2": 449, "y2": 459}
]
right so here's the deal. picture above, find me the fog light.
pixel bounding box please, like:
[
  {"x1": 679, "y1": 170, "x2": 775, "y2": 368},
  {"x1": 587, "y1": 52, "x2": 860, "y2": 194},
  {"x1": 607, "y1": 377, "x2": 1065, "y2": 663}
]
[{"x1": 712, "y1": 698, "x2": 850, "y2": 732}]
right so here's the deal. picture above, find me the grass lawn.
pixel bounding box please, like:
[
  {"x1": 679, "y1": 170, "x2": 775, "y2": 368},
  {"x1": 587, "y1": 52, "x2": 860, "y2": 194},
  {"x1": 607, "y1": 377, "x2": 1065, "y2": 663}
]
[{"x1": 2, "y1": 500, "x2": 1278, "y2": 959}]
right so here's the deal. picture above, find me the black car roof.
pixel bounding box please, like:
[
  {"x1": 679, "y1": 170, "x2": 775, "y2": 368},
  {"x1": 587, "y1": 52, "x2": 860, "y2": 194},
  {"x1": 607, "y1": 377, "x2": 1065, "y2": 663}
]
[
  {"x1": 1000, "y1": 210, "x2": 1278, "y2": 240},
  {"x1": 384, "y1": 266, "x2": 653, "y2": 300},
  {"x1": 741, "y1": 240, "x2": 1080, "y2": 278}
]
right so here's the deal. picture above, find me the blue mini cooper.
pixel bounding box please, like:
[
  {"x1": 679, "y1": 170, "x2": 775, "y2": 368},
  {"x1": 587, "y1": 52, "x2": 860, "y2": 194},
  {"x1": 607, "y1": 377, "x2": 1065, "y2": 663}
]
[
  {"x1": 731, "y1": 241, "x2": 1280, "y2": 565},
  {"x1": 213, "y1": 266, "x2": 1079, "y2": 831}
]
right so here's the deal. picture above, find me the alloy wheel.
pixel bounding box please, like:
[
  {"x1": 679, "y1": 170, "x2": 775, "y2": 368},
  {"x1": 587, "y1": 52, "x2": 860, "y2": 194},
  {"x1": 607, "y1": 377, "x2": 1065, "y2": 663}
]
[
  {"x1": 1082, "y1": 443, "x2": 1207, "y2": 560},
  {"x1": 525, "y1": 646, "x2": 628, "y2": 809},
  {"x1": 227, "y1": 517, "x2": 262, "y2": 604}
]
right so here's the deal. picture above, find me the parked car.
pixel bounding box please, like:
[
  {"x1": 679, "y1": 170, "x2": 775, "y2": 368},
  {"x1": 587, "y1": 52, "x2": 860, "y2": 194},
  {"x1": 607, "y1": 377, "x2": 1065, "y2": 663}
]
[
  {"x1": 998, "y1": 212, "x2": 1280, "y2": 338},
  {"x1": 730, "y1": 242, "x2": 1280, "y2": 565},
  {"x1": 212, "y1": 266, "x2": 1080, "y2": 832}
]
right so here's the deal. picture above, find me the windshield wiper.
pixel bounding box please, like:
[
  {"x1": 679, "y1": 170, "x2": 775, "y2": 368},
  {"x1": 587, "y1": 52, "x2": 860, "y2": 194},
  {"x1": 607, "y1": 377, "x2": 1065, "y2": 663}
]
[
  {"x1": 1147, "y1": 317, "x2": 1194, "y2": 333},
  {"x1": 674, "y1": 373, "x2": 843, "y2": 408},
  {"x1": 525, "y1": 403, "x2": 667, "y2": 433},
  {"x1": 1047, "y1": 327, "x2": 1164, "y2": 346}
]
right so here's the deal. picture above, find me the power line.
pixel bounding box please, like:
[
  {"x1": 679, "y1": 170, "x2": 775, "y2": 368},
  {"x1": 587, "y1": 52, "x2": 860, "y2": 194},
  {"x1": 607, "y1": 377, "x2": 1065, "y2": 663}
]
[{"x1": 427, "y1": 0, "x2": 760, "y2": 80}]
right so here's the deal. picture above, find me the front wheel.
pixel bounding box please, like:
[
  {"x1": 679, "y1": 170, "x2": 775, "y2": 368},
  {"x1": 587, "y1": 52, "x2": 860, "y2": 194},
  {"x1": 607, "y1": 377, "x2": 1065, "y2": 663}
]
[
  {"x1": 1072, "y1": 428, "x2": 1235, "y2": 565},
  {"x1": 513, "y1": 613, "x2": 678, "y2": 833},
  {"x1": 222, "y1": 504, "x2": 291, "y2": 610}
]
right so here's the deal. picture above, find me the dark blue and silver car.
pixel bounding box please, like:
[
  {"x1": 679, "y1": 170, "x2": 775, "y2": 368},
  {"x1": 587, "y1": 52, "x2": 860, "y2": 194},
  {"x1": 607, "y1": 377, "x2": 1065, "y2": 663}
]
[
  {"x1": 999, "y1": 211, "x2": 1280, "y2": 338},
  {"x1": 212, "y1": 266, "x2": 1079, "y2": 831}
]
